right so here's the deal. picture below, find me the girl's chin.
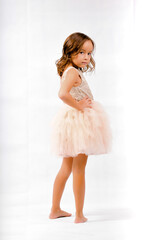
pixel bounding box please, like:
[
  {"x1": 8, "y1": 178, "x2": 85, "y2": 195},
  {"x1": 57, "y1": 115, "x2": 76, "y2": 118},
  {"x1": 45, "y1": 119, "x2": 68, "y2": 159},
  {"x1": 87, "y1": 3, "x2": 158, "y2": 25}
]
[
  {"x1": 72, "y1": 62, "x2": 88, "y2": 68},
  {"x1": 80, "y1": 63, "x2": 88, "y2": 67}
]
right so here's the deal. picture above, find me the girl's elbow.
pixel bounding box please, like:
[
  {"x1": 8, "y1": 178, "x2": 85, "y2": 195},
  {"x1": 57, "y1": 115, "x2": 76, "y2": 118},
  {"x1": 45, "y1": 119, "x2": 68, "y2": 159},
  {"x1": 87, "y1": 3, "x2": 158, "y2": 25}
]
[{"x1": 58, "y1": 91, "x2": 67, "y2": 100}]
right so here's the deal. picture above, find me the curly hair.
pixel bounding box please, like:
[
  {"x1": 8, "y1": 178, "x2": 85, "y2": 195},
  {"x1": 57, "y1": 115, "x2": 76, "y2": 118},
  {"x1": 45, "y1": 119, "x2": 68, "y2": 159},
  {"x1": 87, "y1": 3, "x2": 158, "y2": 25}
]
[{"x1": 55, "y1": 32, "x2": 96, "y2": 77}]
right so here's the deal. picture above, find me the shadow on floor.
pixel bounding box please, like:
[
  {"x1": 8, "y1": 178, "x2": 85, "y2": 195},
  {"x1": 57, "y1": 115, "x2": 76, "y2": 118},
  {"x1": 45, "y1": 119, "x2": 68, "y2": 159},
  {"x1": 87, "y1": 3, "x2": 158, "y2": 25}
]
[{"x1": 85, "y1": 208, "x2": 132, "y2": 222}]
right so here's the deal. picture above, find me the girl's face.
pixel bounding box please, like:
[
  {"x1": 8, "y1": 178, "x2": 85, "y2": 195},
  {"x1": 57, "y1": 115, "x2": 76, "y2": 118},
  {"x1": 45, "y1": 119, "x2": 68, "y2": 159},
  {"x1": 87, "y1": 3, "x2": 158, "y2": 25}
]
[{"x1": 71, "y1": 40, "x2": 93, "y2": 68}]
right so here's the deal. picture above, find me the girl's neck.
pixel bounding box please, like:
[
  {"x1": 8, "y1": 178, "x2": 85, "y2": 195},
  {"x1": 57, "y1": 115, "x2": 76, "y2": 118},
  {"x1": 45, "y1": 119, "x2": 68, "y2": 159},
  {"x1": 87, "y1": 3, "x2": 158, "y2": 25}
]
[
  {"x1": 67, "y1": 60, "x2": 83, "y2": 69},
  {"x1": 67, "y1": 62, "x2": 79, "y2": 69}
]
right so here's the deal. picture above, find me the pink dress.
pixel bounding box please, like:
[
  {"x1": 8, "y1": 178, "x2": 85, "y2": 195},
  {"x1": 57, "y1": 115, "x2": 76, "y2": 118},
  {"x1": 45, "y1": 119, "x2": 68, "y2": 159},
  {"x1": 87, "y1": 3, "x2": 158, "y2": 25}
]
[{"x1": 50, "y1": 66, "x2": 112, "y2": 158}]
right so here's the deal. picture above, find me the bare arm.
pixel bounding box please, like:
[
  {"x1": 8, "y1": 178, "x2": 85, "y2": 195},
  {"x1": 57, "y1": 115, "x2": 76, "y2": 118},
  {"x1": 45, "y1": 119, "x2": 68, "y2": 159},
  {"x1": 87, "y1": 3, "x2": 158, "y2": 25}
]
[
  {"x1": 59, "y1": 92, "x2": 82, "y2": 110},
  {"x1": 58, "y1": 68, "x2": 92, "y2": 111}
]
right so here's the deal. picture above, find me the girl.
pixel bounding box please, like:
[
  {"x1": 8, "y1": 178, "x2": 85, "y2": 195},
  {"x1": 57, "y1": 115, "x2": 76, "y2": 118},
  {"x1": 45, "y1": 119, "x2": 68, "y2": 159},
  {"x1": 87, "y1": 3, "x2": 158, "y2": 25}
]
[{"x1": 49, "y1": 32, "x2": 112, "y2": 223}]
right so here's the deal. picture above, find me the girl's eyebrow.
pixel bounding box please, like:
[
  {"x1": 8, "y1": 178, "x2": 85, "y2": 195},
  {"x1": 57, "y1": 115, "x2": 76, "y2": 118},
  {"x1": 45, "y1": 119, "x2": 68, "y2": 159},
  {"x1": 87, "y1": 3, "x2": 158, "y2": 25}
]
[{"x1": 81, "y1": 49, "x2": 93, "y2": 52}]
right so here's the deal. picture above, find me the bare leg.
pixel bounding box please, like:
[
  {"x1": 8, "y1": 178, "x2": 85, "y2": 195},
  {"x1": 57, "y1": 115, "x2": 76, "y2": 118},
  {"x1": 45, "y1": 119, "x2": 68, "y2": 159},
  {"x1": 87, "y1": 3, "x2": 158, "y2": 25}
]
[
  {"x1": 72, "y1": 153, "x2": 88, "y2": 223},
  {"x1": 49, "y1": 156, "x2": 73, "y2": 219}
]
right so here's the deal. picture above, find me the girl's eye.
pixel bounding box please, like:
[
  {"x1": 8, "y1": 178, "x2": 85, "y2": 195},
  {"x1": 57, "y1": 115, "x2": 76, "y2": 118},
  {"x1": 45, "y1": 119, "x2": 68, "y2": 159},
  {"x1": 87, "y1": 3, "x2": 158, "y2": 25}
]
[{"x1": 80, "y1": 51, "x2": 92, "y2": 55}]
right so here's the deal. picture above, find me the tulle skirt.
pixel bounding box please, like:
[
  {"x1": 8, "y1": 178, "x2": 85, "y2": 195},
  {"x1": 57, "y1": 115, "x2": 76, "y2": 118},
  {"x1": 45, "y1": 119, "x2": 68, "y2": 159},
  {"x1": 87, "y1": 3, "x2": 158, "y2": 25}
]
[{"x1": 50, "y1": 100, "x2": 112, "y2": 158}]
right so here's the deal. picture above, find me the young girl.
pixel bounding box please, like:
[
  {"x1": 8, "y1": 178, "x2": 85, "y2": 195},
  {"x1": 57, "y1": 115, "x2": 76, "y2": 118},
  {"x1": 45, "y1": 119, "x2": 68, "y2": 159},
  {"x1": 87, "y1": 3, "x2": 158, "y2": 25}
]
[{"x1": 49, "y1": 32, "x2": 112, "y2": 223}]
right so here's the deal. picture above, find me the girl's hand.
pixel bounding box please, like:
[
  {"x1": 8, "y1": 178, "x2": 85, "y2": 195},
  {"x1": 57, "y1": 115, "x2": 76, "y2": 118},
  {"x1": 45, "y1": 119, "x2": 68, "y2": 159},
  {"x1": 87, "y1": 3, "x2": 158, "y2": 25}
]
[{"x1": 77, "y1": 96, "x2": 92, "y2": 111}]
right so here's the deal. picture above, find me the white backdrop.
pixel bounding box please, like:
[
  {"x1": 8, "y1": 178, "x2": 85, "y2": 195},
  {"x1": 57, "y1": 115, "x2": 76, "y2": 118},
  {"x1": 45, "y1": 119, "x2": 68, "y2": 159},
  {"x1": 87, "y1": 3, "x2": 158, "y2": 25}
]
[{"x1": 0, "y1": 0, "x2": 134, "y2": 239}]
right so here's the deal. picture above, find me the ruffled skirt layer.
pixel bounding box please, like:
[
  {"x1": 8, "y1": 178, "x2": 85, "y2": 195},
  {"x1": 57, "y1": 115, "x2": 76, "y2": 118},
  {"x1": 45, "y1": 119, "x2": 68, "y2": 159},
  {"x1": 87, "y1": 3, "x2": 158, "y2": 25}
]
[{"x1": 50, "y1": 100, "x2": 112, "y2": 158}]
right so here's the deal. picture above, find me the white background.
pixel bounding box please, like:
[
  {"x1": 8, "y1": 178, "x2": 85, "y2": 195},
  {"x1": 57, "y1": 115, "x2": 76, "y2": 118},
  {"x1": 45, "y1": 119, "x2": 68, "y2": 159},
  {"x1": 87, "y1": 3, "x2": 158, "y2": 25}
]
[{"x1": 1, "y1": 0, "x2": 158, "y2": 239}]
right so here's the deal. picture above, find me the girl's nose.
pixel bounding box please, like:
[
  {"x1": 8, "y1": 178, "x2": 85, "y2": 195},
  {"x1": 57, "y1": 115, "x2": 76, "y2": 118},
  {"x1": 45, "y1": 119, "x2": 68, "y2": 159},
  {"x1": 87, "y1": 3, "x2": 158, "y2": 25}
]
[{"x1": 84, "y1": 54, "x2": 89, "y2": 60}]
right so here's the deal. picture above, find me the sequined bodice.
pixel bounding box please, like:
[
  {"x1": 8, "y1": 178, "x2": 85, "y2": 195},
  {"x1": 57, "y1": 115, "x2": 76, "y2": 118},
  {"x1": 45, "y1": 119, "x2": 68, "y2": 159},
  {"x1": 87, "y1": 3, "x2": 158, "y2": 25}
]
[{"x1": 60, "y1": 66, "x2": 94, "y2": 101}]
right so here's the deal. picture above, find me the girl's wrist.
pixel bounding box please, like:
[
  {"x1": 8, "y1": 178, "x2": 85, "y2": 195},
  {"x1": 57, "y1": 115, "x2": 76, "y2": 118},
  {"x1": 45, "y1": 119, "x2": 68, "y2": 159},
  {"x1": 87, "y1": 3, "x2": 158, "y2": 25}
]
[{"x1": 59, "y1": 93, "x2": 82, "y2": 111}]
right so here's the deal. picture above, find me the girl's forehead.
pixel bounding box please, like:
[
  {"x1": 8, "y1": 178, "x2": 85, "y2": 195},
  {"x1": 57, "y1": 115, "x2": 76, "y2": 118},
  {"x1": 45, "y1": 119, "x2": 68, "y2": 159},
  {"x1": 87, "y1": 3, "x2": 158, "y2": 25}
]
[{"x1": 81, "y1": 40, "x2": 93, "y2": 52}]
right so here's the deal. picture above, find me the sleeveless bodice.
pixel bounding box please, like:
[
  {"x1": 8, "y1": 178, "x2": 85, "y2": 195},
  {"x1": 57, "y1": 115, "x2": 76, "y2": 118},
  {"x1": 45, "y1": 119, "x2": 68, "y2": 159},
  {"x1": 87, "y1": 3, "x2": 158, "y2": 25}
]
[{"x1": 60, "y1": 66, "x2": 94, "y2": 101}]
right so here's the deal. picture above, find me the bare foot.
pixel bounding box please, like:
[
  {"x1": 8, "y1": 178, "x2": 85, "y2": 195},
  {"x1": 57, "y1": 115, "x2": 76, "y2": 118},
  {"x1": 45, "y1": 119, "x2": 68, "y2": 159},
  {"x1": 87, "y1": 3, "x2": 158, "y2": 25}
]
[
  {"x1": 49, "y1": 209, "x2": 72, "y2": 219},
  {"x1": 74, "y1": 216, "x2": 88, "y2": 223}
]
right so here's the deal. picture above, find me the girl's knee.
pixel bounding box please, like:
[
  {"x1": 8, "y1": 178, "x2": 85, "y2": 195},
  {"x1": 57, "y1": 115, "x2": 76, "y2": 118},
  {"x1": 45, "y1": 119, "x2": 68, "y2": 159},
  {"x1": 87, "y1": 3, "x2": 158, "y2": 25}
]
[
  {"x1": 60, "y1": 157, "x2": 73, "y2": 178},
  {"x1": 60, "y1": 167, "x2": 72, "y2": 179}
]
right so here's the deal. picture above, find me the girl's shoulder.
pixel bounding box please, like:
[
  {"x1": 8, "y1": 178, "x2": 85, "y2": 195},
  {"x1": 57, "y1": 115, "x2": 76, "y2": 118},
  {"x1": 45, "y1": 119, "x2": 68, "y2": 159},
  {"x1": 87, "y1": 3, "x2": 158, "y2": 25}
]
[{"x1": 61, "y1": 66, "x2": 80, "y2": 80}]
